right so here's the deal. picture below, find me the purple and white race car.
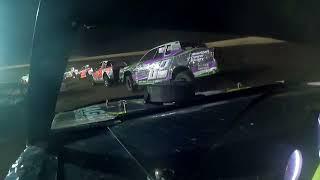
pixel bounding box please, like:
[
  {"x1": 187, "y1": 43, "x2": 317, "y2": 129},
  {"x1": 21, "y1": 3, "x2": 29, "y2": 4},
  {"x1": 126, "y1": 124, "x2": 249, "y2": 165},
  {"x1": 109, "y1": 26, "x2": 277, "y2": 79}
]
[{"x1": 120, "y1": 41, "x2": 218, "y2": 91}]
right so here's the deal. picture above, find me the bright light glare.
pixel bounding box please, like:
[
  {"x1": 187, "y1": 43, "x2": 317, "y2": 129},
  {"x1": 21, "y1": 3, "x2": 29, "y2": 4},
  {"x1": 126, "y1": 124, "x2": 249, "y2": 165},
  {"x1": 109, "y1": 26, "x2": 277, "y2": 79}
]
[
  {"x1": 318, "y1": 113, "x2": 320, "y2": 158},
  {"x1": 284, "y1": 149, "x2": 303, "y2": 180},
  {"x1": 292, "y1": 150, "x2": 303, "y2": 180}
]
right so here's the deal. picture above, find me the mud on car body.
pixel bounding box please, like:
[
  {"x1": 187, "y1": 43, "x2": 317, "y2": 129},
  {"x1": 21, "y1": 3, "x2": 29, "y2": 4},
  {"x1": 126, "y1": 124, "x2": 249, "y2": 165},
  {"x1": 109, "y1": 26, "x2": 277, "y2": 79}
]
[
  {"x1": 119, "y1": 41, "x2": 218, "y2": 91},
  {"x1": 90, "y1": 60, "x2": 126, "y2": 87}
]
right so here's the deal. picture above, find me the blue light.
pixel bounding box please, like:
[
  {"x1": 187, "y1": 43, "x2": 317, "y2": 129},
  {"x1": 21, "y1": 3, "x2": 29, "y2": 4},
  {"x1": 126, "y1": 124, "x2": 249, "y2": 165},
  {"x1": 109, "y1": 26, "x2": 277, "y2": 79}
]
[{"x1": 284, "y1": 150, "x2": 303, "y2": 180}]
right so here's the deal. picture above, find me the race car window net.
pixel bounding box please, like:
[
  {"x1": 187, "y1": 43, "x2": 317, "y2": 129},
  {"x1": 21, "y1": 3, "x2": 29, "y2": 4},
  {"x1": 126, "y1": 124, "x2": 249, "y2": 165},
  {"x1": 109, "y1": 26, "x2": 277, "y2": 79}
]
[
  {"x1": 154, "y1": 46, "x2": 165, "y2": 59},
  {"x1": 140, "y1": 49, "x2": 157, "y2": 62},
  {"x1": 165, "y1": 45, "x2": 172, "y2": 55}
]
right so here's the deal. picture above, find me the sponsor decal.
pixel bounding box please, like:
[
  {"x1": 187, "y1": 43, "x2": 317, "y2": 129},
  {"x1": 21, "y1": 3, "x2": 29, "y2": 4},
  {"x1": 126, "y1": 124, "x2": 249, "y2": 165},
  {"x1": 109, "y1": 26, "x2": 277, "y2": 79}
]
[
  {"x1": 198, "y1": 63, "x2": 210, "y2": 70},
  {"x1": 145, "y1": 60, "x2": 170, "y2": 80},
  {"x1": 190, "y1": 50, "x2": 209, "y2": 62},
  {"x1": 52, "y1": 105, "x2": 116, "y2": 129},
  {"x1": 74, "y1": 105, "x2": 114, "y2": 122}
]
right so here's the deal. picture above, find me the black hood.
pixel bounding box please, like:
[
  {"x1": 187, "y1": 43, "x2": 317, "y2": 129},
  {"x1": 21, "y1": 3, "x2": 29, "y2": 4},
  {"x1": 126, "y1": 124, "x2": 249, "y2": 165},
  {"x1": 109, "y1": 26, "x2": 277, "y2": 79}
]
[
  {"x1": 61, "y1": 94, "x2": 258, "y2": 179},
  {"x1": 57, "y1": 85, "x2": 320, "y2": 179}
]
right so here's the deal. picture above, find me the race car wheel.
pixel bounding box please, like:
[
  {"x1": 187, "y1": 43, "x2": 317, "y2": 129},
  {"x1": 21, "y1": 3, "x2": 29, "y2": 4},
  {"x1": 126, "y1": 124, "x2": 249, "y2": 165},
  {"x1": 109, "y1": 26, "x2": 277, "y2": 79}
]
[
  {"x1": 145, "y1": 81, "x2": 195, "y2": 104},
  {"x1": 90, "y1": 76, "x2": 96, "y2": 86},
  {"x1": 125, "y1": 75, "x2": 137, "y2": 92},
  {"x1": 174, "y1": 71, "x2": 194, "y2": 82},
  {"x1": 85, "y1": 72, "x2": 88, "y2": 78},
  {"x1": 103, "y1": 74, "x2": 111, "y2": 87}
]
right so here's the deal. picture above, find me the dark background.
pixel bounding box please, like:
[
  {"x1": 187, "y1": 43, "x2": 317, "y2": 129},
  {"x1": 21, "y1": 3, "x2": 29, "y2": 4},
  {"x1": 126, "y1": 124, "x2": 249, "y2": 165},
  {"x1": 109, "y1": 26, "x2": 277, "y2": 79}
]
[{"x1": 1, "y1": 0, "x2": 320, "y2": 66}]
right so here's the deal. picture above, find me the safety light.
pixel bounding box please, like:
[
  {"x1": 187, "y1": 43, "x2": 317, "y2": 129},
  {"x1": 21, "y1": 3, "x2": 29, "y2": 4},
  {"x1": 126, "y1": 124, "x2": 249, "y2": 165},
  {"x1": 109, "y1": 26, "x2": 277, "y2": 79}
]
[{"x1": 284, "y1": 149, "x2": 303, "y2": 180}]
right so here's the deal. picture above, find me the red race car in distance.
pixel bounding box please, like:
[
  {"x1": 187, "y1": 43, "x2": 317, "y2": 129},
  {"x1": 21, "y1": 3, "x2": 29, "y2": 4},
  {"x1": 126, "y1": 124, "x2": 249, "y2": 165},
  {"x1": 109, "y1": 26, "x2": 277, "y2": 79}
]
[
  {"x1": 79, "y1": 65, "x2": 93, "y2": 79},
  {"x1": 90, "y1": 60, "x2": 126, "y2": 87}
]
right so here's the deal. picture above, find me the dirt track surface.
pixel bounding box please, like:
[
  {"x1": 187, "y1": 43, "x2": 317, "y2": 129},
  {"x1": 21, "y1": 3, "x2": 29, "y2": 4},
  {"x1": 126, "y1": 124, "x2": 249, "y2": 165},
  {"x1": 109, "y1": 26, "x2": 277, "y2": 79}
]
[
  {"x1": 0, "y1": 41, "x2": 316, "y2": 113},
  {"x1": 55, "y1": 42, "x2": 320, "y2": 112},
  {"x1": 55, "y1": 76, "x2": 235, "y2": 112},
  {"x1": 56, "y1": 79, "x2": 142, "y2": 112}
]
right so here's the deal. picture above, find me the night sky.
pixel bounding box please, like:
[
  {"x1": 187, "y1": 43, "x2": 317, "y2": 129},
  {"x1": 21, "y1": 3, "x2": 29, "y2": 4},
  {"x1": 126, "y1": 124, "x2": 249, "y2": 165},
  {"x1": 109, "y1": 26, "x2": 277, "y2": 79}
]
[{"x1": 1, "y1": 0, "x2": 319, "y2": 66}]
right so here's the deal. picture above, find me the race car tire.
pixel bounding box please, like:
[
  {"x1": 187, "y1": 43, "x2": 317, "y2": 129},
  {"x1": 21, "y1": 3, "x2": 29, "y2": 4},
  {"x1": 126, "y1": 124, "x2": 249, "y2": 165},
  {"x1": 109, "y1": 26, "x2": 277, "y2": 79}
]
[
  {"x1": 103, "y1": 74, "x2": 112, "y2": 87},
  {"x1": 174, "y1": 70, "x2": 195, "y2": 82},
  {"x1": 125, "y1": 75, "x2": 137, "y2": 92},
  {"x1": 86, "y1": 72, "x2": 89, "y2": 79},
  {"x1": 90, "y1": 76, "x2": 96, "y2": 86},
  {"x1": 145, "y1": 81, "x2": 195, "y2": 104}
]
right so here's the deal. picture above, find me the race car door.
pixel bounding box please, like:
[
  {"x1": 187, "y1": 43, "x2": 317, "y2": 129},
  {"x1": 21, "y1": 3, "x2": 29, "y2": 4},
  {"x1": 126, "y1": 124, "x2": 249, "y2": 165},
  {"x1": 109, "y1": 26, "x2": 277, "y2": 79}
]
[
  {"x1": 134, "y1": 48, "x2": 157, "y2": 82},
  {"x1": 146, "y1": 46, "x2": 165, "y2": 81}
]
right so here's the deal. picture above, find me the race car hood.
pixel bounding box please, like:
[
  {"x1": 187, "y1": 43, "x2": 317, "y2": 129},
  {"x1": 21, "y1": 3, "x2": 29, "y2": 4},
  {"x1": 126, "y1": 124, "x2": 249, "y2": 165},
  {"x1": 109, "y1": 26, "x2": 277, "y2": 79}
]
[
  {"x1": 55, "y1": 86, "x2": 320, "y2": 179},
  {"x1": 51, "y1": 98, "x2": 147, "y2": 130},
  {"x1": 55, "y1": 94, "x2": 260, "y2": 179},
  {"x1": 51, "y1": 88, "x2": 248, "y2": 131}
]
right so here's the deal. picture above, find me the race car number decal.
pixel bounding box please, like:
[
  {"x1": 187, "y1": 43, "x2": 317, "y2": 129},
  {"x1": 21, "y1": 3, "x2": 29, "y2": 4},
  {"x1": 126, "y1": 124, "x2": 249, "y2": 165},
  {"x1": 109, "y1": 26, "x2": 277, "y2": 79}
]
[
  {"x1": 147, "y1": 60, "x2": 170, "y2": 80},
  {"x1": 51, "y1": 105, "x2": 116, "y2": 130},
  {"x1": 148, "y1": 69, "x2": 158, "y2": 80}
]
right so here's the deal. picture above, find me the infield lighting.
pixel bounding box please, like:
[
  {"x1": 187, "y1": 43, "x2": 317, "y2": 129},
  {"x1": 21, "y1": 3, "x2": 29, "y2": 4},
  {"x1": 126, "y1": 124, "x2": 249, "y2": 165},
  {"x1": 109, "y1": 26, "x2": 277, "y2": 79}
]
[{"x1": 284, "y1": 149, "x2": 303, "y2": 180}]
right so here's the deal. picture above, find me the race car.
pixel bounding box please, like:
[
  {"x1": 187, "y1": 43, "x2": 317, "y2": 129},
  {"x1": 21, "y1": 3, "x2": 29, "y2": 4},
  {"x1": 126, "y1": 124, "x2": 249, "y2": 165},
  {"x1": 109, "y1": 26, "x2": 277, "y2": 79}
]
[
  {"x1": 79, "y1": 65, "x2": 93, "y2": 79},
  {"x1": 19, "y1": 74, "x2": 29, "y2": 94},
  {"x1": 19, "y1": 73, "x2": 67, "y2": 93},
  {"x1": 63, "y1": 67, "x2": 79, "y2": 80},
  {"x1": 20, "y1": 74, "x2": 29, "y2": 85},
  {"x1": 119, "y1": 41, "x2": 218, "y2": 91},
  {"x1": 90, "y1": 60, "x2": 127, "y2": 87}
]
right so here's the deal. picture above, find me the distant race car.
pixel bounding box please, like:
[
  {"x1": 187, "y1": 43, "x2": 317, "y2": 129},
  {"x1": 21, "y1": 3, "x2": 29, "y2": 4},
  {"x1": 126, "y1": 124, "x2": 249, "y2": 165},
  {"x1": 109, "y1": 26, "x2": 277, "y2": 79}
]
[
  {"x1": 119, "y1": 41, "x2": 218, "y2": 91},
  {"x1": 20, "y1": 74, "x2": 29, "y2": 85},
  {"x1": 19, "y1": 73, "x2": 67, "y2": 93},
  {"x1": 63, "y1": 67, "x2": 79, "y2": 80},
  {"x1": 79, "y1": 65, "x2": 93, "y2": 79},
  {"x1": 90, "y1": 60, "x2": 127, "y2": 87}
]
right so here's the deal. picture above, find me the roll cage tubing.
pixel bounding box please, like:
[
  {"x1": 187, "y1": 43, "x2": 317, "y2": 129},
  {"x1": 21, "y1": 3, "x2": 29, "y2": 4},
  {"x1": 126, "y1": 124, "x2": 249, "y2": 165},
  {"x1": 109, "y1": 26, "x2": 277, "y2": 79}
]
[{"x1": 27, "y1": 0, "x2": 78, "y2": 144}]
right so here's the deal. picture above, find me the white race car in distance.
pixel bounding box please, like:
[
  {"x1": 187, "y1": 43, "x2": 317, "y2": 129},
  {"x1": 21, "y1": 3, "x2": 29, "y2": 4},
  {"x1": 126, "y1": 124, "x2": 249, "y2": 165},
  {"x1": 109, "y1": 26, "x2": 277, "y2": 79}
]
[
  {"x1": 64, "y1": 67, "x2": 79, "y2": 80},
  {"x1": 20, "y1": 74, "x2": 29, "y2": 85}
]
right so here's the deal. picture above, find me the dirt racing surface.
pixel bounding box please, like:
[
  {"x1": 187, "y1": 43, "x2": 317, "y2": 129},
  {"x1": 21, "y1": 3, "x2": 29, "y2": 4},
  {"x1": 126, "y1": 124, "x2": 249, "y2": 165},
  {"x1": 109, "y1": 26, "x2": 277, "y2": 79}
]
[
  {"x1": 56, "y1": 41, "x2": 320, "y2": 113},
  {"x1": 1, "y1": 39, "x2": 320, "y2": 179},
  {"x1": 56, "y1": 79, "x2": 142, "y2": 112}
]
